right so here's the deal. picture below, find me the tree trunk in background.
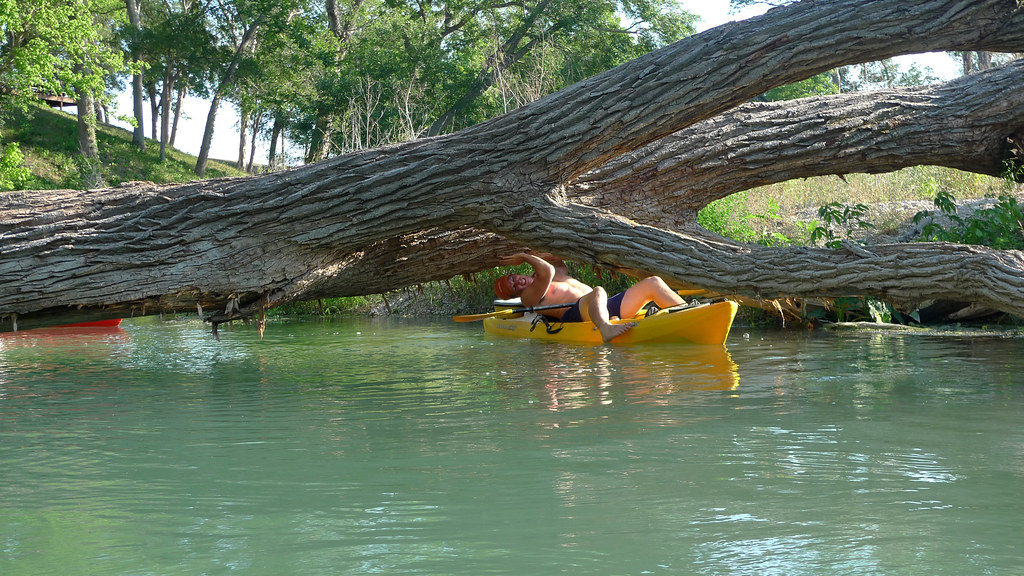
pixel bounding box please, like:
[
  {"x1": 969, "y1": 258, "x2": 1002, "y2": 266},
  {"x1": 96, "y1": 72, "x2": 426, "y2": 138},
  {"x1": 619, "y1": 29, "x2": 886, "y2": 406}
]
[
  {"x1": 978, "y1": 51, "x2": 993, "y2": 71},
  {"x1": 158, "y1": 67, "x2": 177, "y2": 162},
  {"x1": 170, "y1": 83, "x2": 187, "y2": 146},
  {"x1": 125, "y1": 0, "x2": 146, "y2": 151},
  {"x1": 306, "y1": 116, "x2": 335, "y2": 163},
  {"x1": 3, "y1": 0, "x2": 1024, "y2": 330},
  {"x1": 194, "y1": 92, "x2": 223, "y2": 175},
  {"x1": 94, "y1": 99, "x2": 107, "y2": 124},
  {"x1": 195, "y1": 14, "x2": 267, "y2": 176},
  {"x1": 247, "y1": 111, "x2": 261, "y2": 172},
  {"x1": 75, "y1": 85, "x2": 105, "y2": 190},
  {"x1": 237, "y1": 107, "x2": 250, "y2": 169},
  {"x1": 305, "y1": 0, "x2": 366, "y2": 163},
  {"x1": 267, "y1": 113, "x2": 284, "y2": 169},
  {"x1": 147, "y1": 83, "x2": 158, "y2": 140}
]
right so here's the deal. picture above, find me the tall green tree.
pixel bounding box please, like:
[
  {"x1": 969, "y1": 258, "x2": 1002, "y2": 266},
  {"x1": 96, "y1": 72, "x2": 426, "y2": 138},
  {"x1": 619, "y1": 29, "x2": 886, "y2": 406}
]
[
  {"x1": 194, "y1": 0, "x2": 300, "y2": 176},
  {"x1": 1, "y1": 0, "x2": 120, "y2": 113},
  {"x1": 303, "y1": 0, "x2": 371, "y2": 163},
  {"x1": 133, "y1": 0, "x2": 215, "y2": 161},
  {"x1": 291, "y1": 0, "x2": 696, "y2": 160},
  {"x1": 422, "y1": 0, "x2": 698, "y2": 136},
  {"x1": 229, "y1": 1, "x2": 318, "y2": 170},
  {"x1": 1, "y1": 0, "x2": 128, "y2": 189}
]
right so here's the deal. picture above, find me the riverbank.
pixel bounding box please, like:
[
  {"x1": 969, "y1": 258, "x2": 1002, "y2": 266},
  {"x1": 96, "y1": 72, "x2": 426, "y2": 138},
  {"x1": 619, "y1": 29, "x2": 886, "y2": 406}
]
[{"x1": 823, "y1": 321, "x2": 1024, "y2": 338}]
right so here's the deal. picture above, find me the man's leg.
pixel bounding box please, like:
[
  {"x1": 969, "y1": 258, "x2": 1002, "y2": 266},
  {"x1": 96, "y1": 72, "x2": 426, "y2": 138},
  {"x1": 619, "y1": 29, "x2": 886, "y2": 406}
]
[
  {"x1": 617, "y1": 277, "x2": 685, "y2": 318},
  {"x1": 579, "y1": 287, "x2": 634, "y2": 343}
]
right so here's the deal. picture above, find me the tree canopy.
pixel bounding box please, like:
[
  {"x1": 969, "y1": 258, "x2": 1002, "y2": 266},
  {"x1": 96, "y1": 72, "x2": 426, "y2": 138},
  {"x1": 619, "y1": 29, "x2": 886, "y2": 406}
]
[
  {"x1": 3, "y1": 0, "x2": 699, "y2": 174},
  {"x1": 1, "y1": 0, "x2": 125, "y2": 113}
]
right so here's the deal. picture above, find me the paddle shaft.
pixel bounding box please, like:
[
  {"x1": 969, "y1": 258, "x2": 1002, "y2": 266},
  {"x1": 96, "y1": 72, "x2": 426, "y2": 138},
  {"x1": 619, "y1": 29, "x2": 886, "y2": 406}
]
[
  {"x1": 452, "y1": 303, "x2": 574, "y2": 322},
  {"x1": 452, "y1": 297, "x2": 727, "y2": 323}
]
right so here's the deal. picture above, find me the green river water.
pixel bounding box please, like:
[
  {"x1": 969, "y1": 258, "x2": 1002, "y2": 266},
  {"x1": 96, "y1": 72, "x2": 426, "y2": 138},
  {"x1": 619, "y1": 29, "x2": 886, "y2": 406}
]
[{"x1": 1, "y1": 317, "x2": 1022, "y2": 575}]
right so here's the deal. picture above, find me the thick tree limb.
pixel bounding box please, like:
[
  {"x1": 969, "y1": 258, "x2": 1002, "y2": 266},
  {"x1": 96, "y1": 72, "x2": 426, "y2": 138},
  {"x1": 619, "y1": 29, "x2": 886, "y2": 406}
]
[
  {"x1": 2, "y1": 0, "x2": 1024, "y2": 330},
  {"x1": 290, "y1": 62, "x2": 1024, "y2": 302},
  {"x1": 469, "y1": 0, "x2": 1024, "y2": 180},
  {"x1": 506, "y1": 202, "x2": 1024, "y2": 319},
  {"x1": 576, "y1": 59, "x2": 1024, "y2": 226}
]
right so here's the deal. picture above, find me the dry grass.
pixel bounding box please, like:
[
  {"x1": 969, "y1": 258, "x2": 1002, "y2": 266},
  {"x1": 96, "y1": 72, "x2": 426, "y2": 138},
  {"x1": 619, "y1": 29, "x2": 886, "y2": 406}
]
[
  {"x1": 743, "y1": 166, "x2": 1005, "y2": 215},
  {"x1": 710, "y1": 166, "x2": 1019, "y2": 245}
]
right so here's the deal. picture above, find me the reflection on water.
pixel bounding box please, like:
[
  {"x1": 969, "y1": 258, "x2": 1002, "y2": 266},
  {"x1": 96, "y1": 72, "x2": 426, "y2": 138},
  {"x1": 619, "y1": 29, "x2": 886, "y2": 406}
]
[
  {"x1": 1, "y1": 317, "x2": 1023, "y2": 575},
  {"x1": 489, "y1": 343, "x2": 739, "y2": 413}
]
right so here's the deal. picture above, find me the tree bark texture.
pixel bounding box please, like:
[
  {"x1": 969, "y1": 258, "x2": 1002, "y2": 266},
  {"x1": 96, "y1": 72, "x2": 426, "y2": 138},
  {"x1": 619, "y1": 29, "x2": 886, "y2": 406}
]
[
  {"x1": 575, "y1": 60, "x2": 1024, "y2": 227},
  {"x1": 3, "y1": 0, "x2": 1024, "y2": 331}
]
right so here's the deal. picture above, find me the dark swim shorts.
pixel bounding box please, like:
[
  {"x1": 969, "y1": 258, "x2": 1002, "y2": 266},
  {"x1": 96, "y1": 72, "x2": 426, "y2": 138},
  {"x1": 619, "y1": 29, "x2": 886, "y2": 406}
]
[{"x1": 549, "y1": 292, "x2": 626, "y2": 323}]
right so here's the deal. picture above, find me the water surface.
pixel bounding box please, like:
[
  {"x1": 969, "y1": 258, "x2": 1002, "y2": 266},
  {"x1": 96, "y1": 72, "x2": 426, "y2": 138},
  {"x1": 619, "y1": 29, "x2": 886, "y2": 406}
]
[{"x1": 2, "y1": 317, "x2": 1022, "y2": 575}]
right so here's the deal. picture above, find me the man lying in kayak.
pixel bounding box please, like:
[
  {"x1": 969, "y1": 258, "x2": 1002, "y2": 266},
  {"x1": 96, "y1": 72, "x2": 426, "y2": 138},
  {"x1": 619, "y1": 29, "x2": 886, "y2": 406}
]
[{"x1": 493, "y1": 252, "x2": 685, "y2": 343}]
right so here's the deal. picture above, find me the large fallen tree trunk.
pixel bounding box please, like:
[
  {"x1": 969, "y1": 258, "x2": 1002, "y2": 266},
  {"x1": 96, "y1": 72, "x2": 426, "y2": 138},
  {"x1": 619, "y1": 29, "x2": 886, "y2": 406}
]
[{"x1": 2, "y1": 0, "x2": 1024, "y2": 331}]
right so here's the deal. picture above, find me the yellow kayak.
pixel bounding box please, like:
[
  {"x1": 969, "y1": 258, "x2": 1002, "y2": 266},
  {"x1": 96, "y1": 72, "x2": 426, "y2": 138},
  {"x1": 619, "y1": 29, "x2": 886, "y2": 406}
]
[{"x1": 483, "y1": 300, "x2": 738, "y2": 345}]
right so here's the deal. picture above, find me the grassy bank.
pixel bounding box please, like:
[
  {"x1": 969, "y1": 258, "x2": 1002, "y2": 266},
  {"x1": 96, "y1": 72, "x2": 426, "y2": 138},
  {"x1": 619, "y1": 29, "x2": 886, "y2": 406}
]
[{"x1": 5, "y1": 103, "x2": 245, "y2": 190}]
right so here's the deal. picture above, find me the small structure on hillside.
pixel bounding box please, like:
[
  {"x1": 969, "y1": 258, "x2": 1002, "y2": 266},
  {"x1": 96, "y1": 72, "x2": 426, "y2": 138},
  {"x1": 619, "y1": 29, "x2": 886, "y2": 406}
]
[{"x1": 36, "y1": 92, "x2": 76, "y2": 110}]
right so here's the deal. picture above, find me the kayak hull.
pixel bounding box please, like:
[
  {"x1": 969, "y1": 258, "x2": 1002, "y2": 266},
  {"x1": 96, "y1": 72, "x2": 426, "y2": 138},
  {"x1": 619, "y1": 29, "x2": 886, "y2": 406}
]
[
  {"x1": 483, "y1": 301, "x2": 738, "y2": 345},
  {"x1": 60, "y1": 319, "x2": 123, "y2": 328}
]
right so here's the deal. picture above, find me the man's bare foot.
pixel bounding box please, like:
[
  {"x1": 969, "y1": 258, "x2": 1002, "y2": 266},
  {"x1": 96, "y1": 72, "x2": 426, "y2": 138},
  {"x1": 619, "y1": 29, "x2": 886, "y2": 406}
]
[{"x1": 598, "y1": 322, "x2": 636, "y2": 343}]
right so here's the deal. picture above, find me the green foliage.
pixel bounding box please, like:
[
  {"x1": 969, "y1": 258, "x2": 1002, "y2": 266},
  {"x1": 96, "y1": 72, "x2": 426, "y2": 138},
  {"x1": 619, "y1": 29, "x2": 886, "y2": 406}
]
[
  {"x1": 621, "y1": 0, "x2": 699, "y2": 53},
  {"x1": 698, "y1": 193, "x2": 795, "y2": 246},
  {"x1": 759, "y1": 73, "x2": 838, "y2": 102},
  {"x1": 808, "y1": 202, "x2": 875, "y2": 248},
  {"x1": 273, "y1": 295, "x2": 386, "y2": 317},
  {"x1": 1004, "y1": 157, "x2": 1024, "y2": 185},
  {"x1": 728, "y1": 0, "x2": 790, "y2": 10},
  {"x1": 837, "y1": 60, "x2": 938, "y2": 92},
  {"x1": 288, "y1": 0, "x2": 698, "y2": 153},
  {"x1": 802, "y1": 297, "x2": 921, "y2": 326},
  {"x1": 0, "y1": 0, "x2": 127, "y2": 113},
  {"x1": 913, "y1": 190, "x2": 1024, "y2": 250},
  {"x1": 0, "y1": 137, "x2": 33, "y2": 191}
]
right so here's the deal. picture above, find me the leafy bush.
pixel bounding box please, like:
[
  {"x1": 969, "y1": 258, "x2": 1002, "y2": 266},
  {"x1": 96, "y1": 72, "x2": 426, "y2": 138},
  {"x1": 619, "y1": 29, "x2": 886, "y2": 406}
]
[
  {"x1": 698, "y1": 193, "x2": 794, "y2": 246},
  {"x1": 0, "y1": 134, "x2": 33, "y2": 191},
  {"x1": 913, "y1": 190, "x2": 1024, "y2": 250},
  {"x1": 808, "y1": 202, "x2": 875, "y2": 248}
]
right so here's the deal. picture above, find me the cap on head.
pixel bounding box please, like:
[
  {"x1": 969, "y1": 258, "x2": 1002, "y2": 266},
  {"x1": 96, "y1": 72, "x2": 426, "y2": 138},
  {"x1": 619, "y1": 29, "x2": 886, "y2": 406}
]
[{"x1": 494, "y1": 275, "x2": 515, "y2": 300}]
